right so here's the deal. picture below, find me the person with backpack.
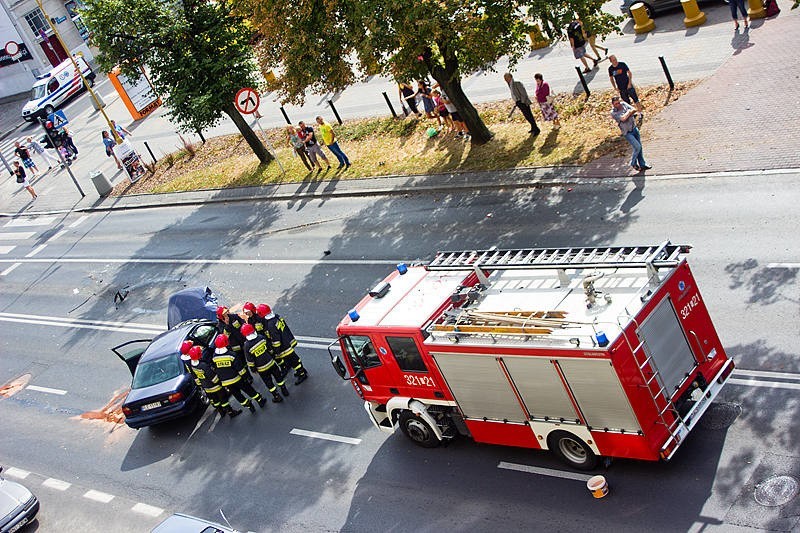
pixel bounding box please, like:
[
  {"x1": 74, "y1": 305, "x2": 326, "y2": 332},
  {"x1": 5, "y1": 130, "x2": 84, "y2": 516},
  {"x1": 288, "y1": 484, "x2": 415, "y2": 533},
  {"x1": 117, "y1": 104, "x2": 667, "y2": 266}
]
[{"x1": 566, "y1": 16, "x2": 599, "y2": 74}]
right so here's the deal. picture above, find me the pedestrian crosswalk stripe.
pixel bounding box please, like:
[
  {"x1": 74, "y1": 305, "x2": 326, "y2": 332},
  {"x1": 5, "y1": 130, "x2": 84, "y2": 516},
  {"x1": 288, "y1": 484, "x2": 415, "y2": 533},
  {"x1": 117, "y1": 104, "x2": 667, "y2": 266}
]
[
  {"x1": 4, "y1": 467, "x2": 30, "y2": 479},
  {"x1": 0, "y1": 263, "x2": 20, "y2": 275},
  {"x1": 0, "y1": 246, "x2": 16, "y2": 255},
  {"x1": 25, "y1": 244, "x2": 47, "y2": 257},
  {"x1": 4, "y1": 216, "x2": 56, "y2": 227},
  {"x1": 43, "y1": 478, "x2": 71, "y2": 491},
  {"x1": 0, "y1": 232, "x2": 35, "y2": 240},
  {"x1": 83, "y1": 489, "x2": 115, "y2": 503}
]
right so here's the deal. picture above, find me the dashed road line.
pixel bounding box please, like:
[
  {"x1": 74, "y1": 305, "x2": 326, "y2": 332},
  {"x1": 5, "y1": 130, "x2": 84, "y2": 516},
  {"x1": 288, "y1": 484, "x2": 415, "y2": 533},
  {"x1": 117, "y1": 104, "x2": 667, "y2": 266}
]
[
  {"x1": 26, "y1": 385, "x2": 68, "y2": 395},
  {"x1": 50, "y1": 229, "x2": 69, "y2": 241},
  {"x1": 766, "y1": 263, "x2": 800, "y2": 268},
  {"x1": 131, "y1": 502, "x2": 164, "y2": 517},
  {"x1": 290, "y1": 428, "x2": 362, "y2": 445},
  {"x1": 42, "y1": 477, "x2": 72, "y2": 491},
  {"x1": 4, "y1": 467, "x2": 30, "y2": 479},
  {"x1": 727, "y1": 378, "x2": 800, "y2": 391},
  {"x1": 83, "y1": 489, "x2": 115, "y2": 503},
  {"x1": 498, "y1": 461, "x2": 592, "y2": 482},
  {"x1": 0, "y1": 263, "x2": 21, "y2": 276},
  {"x1": 68, "y1": 215, "x2": 89, "y2": 228},
  {"x1": 25, "y1": 244, "x2": 47, "y2": 257}
]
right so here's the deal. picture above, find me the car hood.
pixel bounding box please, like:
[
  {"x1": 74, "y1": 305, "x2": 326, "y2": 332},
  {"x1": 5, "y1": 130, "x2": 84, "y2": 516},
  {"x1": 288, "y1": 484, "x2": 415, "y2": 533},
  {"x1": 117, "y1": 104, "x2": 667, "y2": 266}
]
[
  {"x1": 0, "y1": 478, "x2": 33, "y2": 516},
  {"x1": 126, "y1": 374, "x2": 186, "y2": 405},
  {"x1": 167, "y1": 287, "x2": 220, "y2": 329},
  {"x1": 21, "y1": 101, "x2": 39, "y2": 112}
]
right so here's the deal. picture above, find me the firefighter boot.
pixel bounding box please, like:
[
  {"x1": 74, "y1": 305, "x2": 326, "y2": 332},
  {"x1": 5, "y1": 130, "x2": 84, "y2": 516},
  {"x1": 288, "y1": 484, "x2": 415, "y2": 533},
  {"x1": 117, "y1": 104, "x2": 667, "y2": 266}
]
[
  {"x1": 242, "y1": 399, "x2": 256, "y2": 413},
  {"x1": 294, "y1": 368, "x2": 308, "y2": 385},
  {"x1": 256, "y1": 395, "x2": 267, "y2": 408},
  {"x1": 271, "y1": 390, "x2": 283, "y2": 403},
  {"x1": 280, "y1": 384, "x2": 290, "y2": 397},
  {"x1": 227, "y1": 406, "x2": 242, "y2": 418}
]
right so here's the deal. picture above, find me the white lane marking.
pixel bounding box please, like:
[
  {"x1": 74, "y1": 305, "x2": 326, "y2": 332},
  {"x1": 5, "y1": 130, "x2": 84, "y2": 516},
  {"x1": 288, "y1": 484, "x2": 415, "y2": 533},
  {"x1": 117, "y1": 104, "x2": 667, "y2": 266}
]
[
  {"x1": 0, "y1": 257, "x2": 402, "y2": 266},
  {"x1": 26, "y1": 385, "x2": 68, "y2": 395},
  {"x1": 301, "y1": 335, "x2": 338, "y2": 343},
  {"x1": 4, "y1": 467, "x2": 30, "y2": 479},
  {"x1": 42, "y1": 478, "x2": 72, "y2": 491},
  {"x1": 766, "y1": 263, "x2": 800, "y2": 268},
  {"x1": 0, "y1": 315, "x2": 161, "y2": 335},
  {"x1": 733, "y1": 369, "x2": 800, "y2": 380},
  {"x1": 0, "y1": 232, "x2": 35, "y2": 240},
  {"x1": 290, "y1": 428, "x2": 362, "y2": 445},
  {"x1": 728, "y1": 378, "x2": 800, "y2": 391},
  {"x1": 0, "y1": 263, "x2": 21, "y2": 275},
  {"x1": 0, "y1": 246, "x2": 16, "y2": 255},
  {"x1": 4, "y1": 216, "x2": 56, "y2": 227},
  {"x1": 50, "y1": 229, "x2": 69, "y2": 241},
  {"x1": 0, "y1": 312, "x2": 161, "y2": 330},
  {"x1": 25, "y1": 244, "x2": 47, "y2": 257},
  {"x1": 498, "y1": 461, "x2": 592, "y2": 482},
  {"x1": 131, "y1": 503, "x2": 163, "y2": 517},
  {"x1": 83, "y1": 489, "x2": 115, "y2": 503},
  {"x1": 68, "y1": 215, "x2": 89, "y2": 228}
]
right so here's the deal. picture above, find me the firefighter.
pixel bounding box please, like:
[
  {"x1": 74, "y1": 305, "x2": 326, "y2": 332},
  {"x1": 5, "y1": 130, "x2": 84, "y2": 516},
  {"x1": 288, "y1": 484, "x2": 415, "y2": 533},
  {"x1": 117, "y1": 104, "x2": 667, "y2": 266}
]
[
  {"x1": 188, "y1": 346, "x2": 241, "y2": 418},
  {"x1": 241, "y1": 323, "x2": 289, "y2": 402},
  {"x1": 212, "y1": 334, "x2": 266, "y2": 412},
  {"x1": 242, "y1": 302, "x2": 267, "y2": 333},
  {"x1": 216, "y1": 306, "x2": 251, "y2": 382},
  {"x1": 257, "y1": 304, "x2": 309, "y2": 385}
]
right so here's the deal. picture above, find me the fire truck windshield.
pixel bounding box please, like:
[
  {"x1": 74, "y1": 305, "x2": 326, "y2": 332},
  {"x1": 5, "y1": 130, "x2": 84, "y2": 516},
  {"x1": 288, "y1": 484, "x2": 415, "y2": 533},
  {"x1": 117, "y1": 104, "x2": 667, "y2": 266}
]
[{"x1": 342, "y1": 335, "x2": 381, "y2": 384}]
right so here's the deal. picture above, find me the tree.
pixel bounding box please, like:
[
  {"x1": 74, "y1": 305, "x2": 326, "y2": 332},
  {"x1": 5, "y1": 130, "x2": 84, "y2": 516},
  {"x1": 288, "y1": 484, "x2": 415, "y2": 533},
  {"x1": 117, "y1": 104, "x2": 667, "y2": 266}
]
[{"x1": 81, "y1": 0, "x2": 273, "y2": 164}]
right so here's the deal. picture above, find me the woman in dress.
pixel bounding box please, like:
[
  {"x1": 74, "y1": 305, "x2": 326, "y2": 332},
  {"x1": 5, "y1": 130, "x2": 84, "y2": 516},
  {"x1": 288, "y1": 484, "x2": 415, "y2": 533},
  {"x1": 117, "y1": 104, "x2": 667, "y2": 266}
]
[
  {"x1": 534, "y1": 73, "x2": 560, "y2": 127},
  {"x1": 102, "y1": 130, "x2": 122, "y2": 169}
]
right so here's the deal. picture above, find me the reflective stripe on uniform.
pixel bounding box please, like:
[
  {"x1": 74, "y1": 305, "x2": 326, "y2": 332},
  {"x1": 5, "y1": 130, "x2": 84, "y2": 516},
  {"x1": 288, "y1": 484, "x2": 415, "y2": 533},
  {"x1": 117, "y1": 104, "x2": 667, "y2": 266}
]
[
  {"x1": 255, "y1": 360, "x2": 275, "y2": 373},
  {"x1": 221, "y1": 376, "x2": 241, "y2": 386},
  {"x1": 204, "y1": 384, "x2": 223, "y2": 393}
]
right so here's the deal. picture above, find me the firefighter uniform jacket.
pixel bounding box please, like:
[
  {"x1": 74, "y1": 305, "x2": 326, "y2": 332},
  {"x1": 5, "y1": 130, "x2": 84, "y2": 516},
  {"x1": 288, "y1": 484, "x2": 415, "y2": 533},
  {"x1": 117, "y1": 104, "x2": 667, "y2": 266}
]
[
  {"x1": 243, "y1": 332, "x2": 278, "y2": 373},
  {"x1": 212, "y1": 347, "x2": 248, "y2": 387},
  {"x1": 264, "y1": 313, "x2": 298, "y2": 358},
  {"x1": 217, "y1": 314, "x2": 246, "y2": 352},
  {"x1": 189, "y1": 359, "x2": 223, "y2": 393},
  {"x1": 246, "y1": 314, "x2": 269, "y2": 334}
]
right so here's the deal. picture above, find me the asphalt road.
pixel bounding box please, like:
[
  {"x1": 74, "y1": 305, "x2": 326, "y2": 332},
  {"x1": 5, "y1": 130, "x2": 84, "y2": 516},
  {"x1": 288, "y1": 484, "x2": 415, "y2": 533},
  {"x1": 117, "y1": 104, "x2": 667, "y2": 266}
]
[{"x1": 1, "y1": 171, "x2": 799, "y2": 532}]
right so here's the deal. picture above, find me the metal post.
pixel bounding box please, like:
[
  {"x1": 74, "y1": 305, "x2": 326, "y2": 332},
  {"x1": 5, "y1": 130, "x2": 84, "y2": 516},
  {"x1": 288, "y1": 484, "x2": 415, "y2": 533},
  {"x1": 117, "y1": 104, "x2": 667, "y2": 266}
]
[
  {"x1": 659, "y1": 56, "x2": 675, "y2": 91},
  {"x1": 575, "y1": 67, "x2": 590, "y2": 97},
  {"x1": 39, "y1": 118, "x2": 84, "y2": 197},
  {"x1": 382, "y1": 92, "x2": 398, "y2": 118},
  {"x1": 143, "y1": 141, "x2": 157, "y2": 164},
  {"x1": 327, "y1": 100, "x2": 343, "y2": 125},
  {"x1": 0, "y1": 152, "x2": 12, "y2": 175},
  {"x1": 280, "y1": 106, "x2": 291, "y2": 125}
]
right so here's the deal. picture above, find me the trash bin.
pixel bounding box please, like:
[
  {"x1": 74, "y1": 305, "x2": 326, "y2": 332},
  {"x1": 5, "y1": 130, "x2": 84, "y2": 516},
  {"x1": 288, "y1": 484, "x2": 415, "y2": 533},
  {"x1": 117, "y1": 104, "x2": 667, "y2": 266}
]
[{"x1": 90, "y1": 170, "x2": 113, "y2": 197}]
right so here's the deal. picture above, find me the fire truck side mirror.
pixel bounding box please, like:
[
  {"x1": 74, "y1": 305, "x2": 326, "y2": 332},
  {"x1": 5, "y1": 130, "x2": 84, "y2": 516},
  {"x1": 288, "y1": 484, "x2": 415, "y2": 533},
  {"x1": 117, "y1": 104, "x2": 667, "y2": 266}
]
[{"x1": 328, "y1": 339, "x2": 350, "y2": 380}]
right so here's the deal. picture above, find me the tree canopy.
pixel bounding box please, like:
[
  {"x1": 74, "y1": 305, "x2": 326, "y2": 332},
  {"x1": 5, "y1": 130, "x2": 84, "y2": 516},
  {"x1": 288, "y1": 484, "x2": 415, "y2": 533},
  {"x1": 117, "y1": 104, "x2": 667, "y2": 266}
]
[{"x1": 82, "y1": 0, "x2": 273, "y2": 163}]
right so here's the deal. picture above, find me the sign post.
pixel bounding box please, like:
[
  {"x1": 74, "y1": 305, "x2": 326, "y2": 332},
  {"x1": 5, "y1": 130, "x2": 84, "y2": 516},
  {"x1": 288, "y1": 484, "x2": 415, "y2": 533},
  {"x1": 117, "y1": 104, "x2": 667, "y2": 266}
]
[{"x1": 234, "y1": 87, "x2": 284, "y2": 174}]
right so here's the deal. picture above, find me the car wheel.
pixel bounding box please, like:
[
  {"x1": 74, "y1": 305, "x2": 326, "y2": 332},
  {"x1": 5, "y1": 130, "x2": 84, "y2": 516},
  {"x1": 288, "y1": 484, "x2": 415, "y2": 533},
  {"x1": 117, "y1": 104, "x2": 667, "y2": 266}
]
[
  {"x1": 44, "y1": 105, "x2": 54, "y2": 116},
  {"x1": 398, "y1": 410, "x2": 441, "y2": 448},
  {"x1": 548, "y1": 431, "x2": 598, "y2": 471},
  {"x1": 86, "y1": 76, "x2": 95, "y2": 88}
]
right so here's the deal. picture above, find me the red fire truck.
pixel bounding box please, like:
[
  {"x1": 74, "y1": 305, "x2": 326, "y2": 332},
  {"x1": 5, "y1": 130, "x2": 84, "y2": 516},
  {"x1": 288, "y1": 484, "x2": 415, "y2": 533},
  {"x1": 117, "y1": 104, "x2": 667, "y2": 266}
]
[{"x1": 329, "y1": 243, "x2": 734, "y2": 470}]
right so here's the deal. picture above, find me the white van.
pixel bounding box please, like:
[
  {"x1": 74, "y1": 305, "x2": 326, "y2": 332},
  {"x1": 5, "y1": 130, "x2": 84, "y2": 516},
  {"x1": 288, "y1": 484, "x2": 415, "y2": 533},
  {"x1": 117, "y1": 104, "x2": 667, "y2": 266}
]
[{"x1": 21, "y1": 56, "x2": 96, "y2": 122}]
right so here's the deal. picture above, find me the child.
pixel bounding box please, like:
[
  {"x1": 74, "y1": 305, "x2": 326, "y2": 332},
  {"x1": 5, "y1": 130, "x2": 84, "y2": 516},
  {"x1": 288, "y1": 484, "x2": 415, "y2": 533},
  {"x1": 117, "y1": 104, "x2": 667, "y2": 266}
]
[
  {"x1": 432, "y1": 90, "x2": 454, "y2": 133},
  {"x1": 13, "y1": 161, "x2": 37, "y2": 200}
]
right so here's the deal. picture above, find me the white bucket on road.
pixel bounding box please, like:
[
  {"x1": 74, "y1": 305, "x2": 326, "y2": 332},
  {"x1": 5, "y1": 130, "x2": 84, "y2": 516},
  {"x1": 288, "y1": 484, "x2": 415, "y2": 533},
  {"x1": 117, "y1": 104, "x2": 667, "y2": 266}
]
[{"x1": 587, "y1": 475, "x2": 609, "y2": 498}]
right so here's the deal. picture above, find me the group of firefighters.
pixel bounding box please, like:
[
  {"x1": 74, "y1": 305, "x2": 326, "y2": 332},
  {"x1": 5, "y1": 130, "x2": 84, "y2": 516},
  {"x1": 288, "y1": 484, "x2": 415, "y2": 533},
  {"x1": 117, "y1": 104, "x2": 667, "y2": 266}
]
[{"x1": 180, "y1": 302, "x2": 309, "y2": 418}]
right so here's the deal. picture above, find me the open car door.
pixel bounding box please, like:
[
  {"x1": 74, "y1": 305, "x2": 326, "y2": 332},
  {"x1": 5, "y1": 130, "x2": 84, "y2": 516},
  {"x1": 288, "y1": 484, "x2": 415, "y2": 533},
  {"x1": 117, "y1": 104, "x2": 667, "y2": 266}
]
[
  {"x1": 112, "y1": 339, "x2": 152, "y2": 376},
  {"x1": 167, "y1": 286, "x2": 220, "y2": 329}
]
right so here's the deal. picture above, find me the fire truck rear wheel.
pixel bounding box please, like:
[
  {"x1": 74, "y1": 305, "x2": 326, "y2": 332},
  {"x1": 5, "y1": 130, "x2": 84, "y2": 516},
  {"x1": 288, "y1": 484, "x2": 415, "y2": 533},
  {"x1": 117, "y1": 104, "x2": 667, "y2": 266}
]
[
  {"x1": 398, "y1": 411, "x2": 441, "y2": 448},
  {"x1": 548, "y1": 431, "x2": 598, "y2": 471}
]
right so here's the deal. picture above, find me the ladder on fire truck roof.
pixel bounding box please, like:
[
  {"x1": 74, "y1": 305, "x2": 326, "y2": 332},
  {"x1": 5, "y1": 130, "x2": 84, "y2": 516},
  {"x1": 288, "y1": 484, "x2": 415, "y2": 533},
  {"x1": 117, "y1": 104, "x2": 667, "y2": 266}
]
[
  {"x1": 431, "y1": 309, "x2": 575, "y2": 337},
  {"x1": 427, "y1": 241, "x2": 689, "y2": 278}
]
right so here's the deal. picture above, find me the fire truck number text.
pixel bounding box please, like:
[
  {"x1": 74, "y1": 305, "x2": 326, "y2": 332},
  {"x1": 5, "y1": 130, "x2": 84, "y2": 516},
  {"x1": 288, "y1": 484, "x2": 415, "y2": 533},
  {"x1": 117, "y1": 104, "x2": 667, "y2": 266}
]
[
  {"x1": 404, "y1": 374, "x2": 436, "y2": 387},
  {"x1": 680, "y1": 294, "x2": 701, "y2": 320}
]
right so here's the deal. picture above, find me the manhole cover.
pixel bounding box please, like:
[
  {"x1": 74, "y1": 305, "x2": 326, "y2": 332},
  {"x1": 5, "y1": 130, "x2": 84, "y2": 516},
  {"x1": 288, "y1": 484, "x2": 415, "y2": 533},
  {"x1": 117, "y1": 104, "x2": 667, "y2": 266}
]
[
  {"x1": 699, "y1": 402, "x2": 742, "y2": 430},
  {"x1": 754, "y1": 476, "x2": 799, "y2": 507}
]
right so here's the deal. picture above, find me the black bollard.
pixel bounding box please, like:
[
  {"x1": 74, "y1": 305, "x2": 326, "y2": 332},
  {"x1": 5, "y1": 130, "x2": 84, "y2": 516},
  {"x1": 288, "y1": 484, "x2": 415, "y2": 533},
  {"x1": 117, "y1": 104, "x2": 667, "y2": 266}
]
[
  {"x1": 143, "y1": 141, "x2": 157, "y2": 164},
  {"x1": 328, "y1": 100, "x2": 343, "y2": 125},
  {"x1": 382, "y1": 91, "x2": 398, "y2": 118},
  {"x1": 575, "y1": 66, "x2": 590, "y2": 97},
  {"x1": 280, "y1": 106, "x2": 291, "y2": 125},
  {"x1": 659, "y1": 56, "x2": 675, "y2": 91}
]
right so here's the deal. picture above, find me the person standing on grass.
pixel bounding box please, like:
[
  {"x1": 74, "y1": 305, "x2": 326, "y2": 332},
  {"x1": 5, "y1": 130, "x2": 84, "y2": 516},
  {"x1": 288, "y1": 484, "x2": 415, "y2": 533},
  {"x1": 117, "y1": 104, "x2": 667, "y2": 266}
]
[
  {"x1": 286, "y1": 125, "x2": 314, "y2": 171},
  {"x1": 398, "y1": 81, "x2": 421, "y2": 117},
  {"x1": 414, "y1": 80, "x2": 436, "y2": 119},
  {"x1": 298, "y1": 120, "x2": 331, "y2": 171},
  {"x1": 611, "y1": 96, "x2": 649, "y2": 173},
  {"x1": 608, "y1": 55, "x2": 643, "y2": 113},
  {"x1": 441, "y1": 91, "x2": 469, "y2": 139},
  {"x1": 13, "y1": 161, "x2": 37, "y2": 200},
  {"x1": 102, "y1": 131, "x2": 123, "y2": 169},
  {"x1": 316, "y1": 116, "x2": 351, "y2": 170},
  {"x1": 504, "y1": 73, "x2": 541, "y2": 136},
  {"x1": 534, "y1": 73, "x2": 560, "y2": 127},
  {"x1": 13, "y1": 141, "x2": 39, "y2": 177},
  {"x1": 26, "y1": 136, "x2": 59, "y2": 170}
]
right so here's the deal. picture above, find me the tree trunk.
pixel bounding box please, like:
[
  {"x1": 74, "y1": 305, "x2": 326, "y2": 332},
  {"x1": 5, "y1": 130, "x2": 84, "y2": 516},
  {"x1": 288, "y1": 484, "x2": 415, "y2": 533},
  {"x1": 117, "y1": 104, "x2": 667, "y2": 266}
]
[{"x1": 223, "y1": 101, "x2": 273, "y2": 164}]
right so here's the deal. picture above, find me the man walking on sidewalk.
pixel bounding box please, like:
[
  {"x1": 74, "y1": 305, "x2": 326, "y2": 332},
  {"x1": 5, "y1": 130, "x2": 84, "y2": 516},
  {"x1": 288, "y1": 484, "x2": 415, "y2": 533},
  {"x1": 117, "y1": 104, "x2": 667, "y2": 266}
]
[
  {"x1": 611, "y1": 96, "x2": 650, "y2": 172},
  {"x1": 608, "y1": 55, "x2": 643, "y2": 113},
  {"x1": 504, "y1": 73, "x2": 540, "y2": 136},
  {"x1": 25, "y1": 136, "x2": 59, "y2": 170}
]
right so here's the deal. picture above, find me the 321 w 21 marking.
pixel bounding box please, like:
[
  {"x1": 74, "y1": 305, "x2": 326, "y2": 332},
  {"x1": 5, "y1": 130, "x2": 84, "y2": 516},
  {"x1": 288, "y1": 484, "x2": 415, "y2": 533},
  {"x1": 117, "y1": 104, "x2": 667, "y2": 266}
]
[{"x1": 680, "y1": 294, "x2": 701, "y2": 320}]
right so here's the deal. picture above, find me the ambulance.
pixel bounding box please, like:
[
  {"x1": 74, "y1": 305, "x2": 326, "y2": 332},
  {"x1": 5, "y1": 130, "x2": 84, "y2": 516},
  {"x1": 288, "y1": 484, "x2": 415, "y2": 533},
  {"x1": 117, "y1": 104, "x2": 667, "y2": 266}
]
[{"x1": 21, "y1": 56, "x2": 96, "y2": 122}]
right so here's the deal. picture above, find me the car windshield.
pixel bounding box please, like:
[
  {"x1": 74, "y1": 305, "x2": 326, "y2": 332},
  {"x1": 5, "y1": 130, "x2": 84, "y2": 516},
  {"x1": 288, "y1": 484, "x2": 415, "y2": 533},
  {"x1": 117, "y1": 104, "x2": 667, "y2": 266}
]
[
  {"x1": 131, "y1": 354, "x2": 182, "y2": 389},
  {"x1": 31, "y1": 84, "x2": 46, "y2": 100}
]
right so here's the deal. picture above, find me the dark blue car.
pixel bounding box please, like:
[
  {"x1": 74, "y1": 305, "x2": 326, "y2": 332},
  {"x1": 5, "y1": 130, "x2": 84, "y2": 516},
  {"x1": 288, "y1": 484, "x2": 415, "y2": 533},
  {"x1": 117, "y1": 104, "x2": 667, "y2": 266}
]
[{"x1": 113, "y1": 287, "x2": 221, "y2": 429}]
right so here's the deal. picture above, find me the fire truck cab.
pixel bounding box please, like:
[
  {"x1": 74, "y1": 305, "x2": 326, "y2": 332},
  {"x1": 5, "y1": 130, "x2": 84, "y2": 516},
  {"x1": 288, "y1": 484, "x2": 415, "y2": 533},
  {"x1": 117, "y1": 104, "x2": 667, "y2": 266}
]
[{"x1": 330, "y1": 243, "x2": 734, "y2": 470}]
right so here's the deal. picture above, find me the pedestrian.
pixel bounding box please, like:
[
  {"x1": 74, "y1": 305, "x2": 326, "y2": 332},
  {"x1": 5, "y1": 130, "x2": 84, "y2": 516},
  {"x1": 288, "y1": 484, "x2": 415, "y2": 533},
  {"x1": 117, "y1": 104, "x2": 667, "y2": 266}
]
[
  {"x1": 503, "y1": 73, "x2": 541, "y2": 136},
  {"x1": 316, "y1": 116, "x2": 351, "y2": 169},
  {"x1": 187, "y1": 345, "x2": 241, "y2": 418},
  {"x1": 398, "y1": 81, "x2": 421, "y2": 117},
  {"x1": 576, "y1": 12, "x2": 608, "y2": 59},
  {"x1": 441, "y1": 91, "x2": 469, "y2": 139},
  {"x1": 241, "y1": 323, "x2": 289, "y2": 403},
  {"x1": 729, "y1": 0, "x2": 749, "y2": 29},
  {"x1": 13, "y1": 141, "x2": 39, "y2": 176},
  {"x1": 102, "y1": 131, "x2": 122, "y2": 169},
  {"x1": 286, "y1": 125, "x2": 314, "y2": 171},
  {"x1": 608, "y1": 55, "x2": 643, "y2": 113},
  {"x1": 415, "y1": 80, "x2": 436, "y2": 119},
  {"x1": 110, "y1": 119, "x2": 132, "y2": 140},
  {"x1": 216, "y1": 305, "x2": 252, "y2": 383},
  {"x1": 13, "y1": 161, "x2": 37, "y2": 200},
  {"x1": 211, "y1": 334, "x2": 266, "y2": 413},
  {"x1": 533, "y1": 73, "x2": 560, "y2": 127},
  {"x1": 567, "y1": 16, "x2": 599, "y2": 74},
  {"x1": 431, "y1": 90, "x2": 454, "y2": 132},
  {"x1": 61, "y1": 126, "x2": 78, "y2": 158},
  {"x1": 256, "y1": 304, "x2": 309, "y2": 385},
  {"x1": 25, "y1": 136, "x2": 59, "y2": 170},
  {"x1": 298, "y1": 120, "x2": 331, "y2": 171},
  {"x1": 611, "y1": 96, "x2": 650, "y2": 172}
]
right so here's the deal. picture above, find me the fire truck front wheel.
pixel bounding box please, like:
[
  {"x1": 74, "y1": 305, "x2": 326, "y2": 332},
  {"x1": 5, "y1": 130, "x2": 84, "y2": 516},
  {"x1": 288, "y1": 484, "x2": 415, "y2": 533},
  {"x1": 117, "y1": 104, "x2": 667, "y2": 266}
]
[
  {"x1": 398, "y1": 411, "x2": 441, "y2": 448},
  {"x1": 548, "y1": 431, "x2": 598, "y2": 471}
]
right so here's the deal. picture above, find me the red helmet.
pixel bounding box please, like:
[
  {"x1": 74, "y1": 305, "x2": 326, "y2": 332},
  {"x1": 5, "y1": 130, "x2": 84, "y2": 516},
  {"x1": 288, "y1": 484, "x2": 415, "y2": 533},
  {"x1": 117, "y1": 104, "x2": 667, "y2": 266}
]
[
  {"x1": 216, "y1": 306, "x2": 228, "y2": 320},
  {"x1": 189, "y1": 345, "x2": 203, "y2": 361},
  {"x1": 214, "y1": 334, "x2": 229, "y2": 348},
  {"x1": 243, "y1": 302, "x2": 256, "y2": 313},
  {"x1": 180, "y1": 340, "x2": 193, "y2": 355},
  {"x1": 241, "y1": 323, "x2": 255, "y2": 337},
  {"x1": 256, "y1": 304, "x2": 271, "y2": 318}
]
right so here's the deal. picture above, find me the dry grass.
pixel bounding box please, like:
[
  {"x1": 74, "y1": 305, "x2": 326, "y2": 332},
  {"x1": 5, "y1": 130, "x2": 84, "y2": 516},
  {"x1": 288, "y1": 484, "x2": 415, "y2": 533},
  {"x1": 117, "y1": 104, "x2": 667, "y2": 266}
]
[{"x1": 110, "y1": 82, "x2": 696, "y2": 197}]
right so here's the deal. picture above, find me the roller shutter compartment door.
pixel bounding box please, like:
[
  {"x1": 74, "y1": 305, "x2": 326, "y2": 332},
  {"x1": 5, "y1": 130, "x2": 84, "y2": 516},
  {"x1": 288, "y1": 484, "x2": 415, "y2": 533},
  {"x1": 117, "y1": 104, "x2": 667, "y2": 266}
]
[{"x1": 502, "y1": 356, "x2": 578, "y2": 421}]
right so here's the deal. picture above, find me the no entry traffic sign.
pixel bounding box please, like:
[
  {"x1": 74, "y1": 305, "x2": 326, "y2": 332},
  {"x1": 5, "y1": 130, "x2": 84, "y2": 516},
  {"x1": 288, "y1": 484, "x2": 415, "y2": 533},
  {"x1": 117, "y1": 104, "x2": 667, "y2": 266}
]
[
  {"x1": 4, "y1": 41, "x2": 20, "y2": 56},
  {"x1": 235, "y1": 87, "x2": 260, "y2": 115}
]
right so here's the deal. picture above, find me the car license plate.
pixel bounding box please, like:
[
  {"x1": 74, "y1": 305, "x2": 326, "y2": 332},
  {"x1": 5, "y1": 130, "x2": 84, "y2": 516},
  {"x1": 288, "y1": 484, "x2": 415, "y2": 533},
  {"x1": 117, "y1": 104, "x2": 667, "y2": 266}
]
[
  {"x1": 9, "y1": 517, "x2": 28, "y2": 532},
  {"x1": 141, "y1": 402, "x2": 161, "y2": 411}
]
